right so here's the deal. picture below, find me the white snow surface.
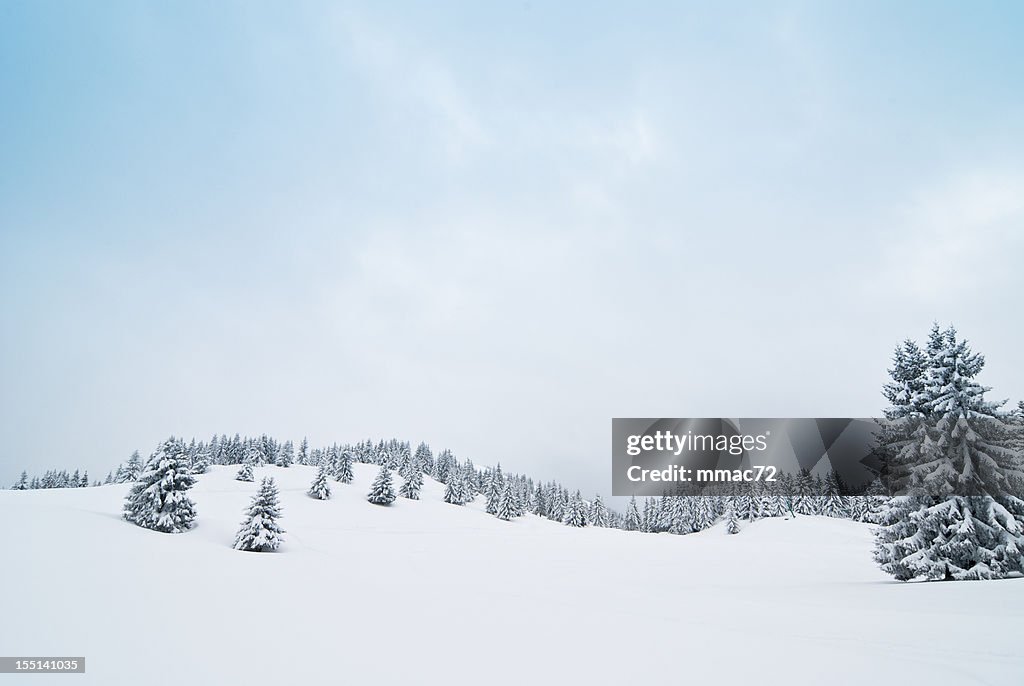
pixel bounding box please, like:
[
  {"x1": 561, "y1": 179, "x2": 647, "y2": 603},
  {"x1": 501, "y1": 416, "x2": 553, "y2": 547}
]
[{"x1": 2, "y1": 464, "x2": 1021, "y2": 685}]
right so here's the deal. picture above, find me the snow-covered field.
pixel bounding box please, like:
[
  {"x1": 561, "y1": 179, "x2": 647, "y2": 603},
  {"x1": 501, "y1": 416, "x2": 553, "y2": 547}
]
[{"x1": 2, "y1": 464, "x2": 1020, "y2": 685}]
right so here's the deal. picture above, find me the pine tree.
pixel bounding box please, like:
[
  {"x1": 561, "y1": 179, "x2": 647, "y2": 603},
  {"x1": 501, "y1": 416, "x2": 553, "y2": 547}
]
[
  {"x1": 275, "y1": 441, "x2": 294, "y2": 467},
  {"x1": 883, "y1": 339, "x2": 928, "y2": 418},
  {"x1": 874, "y1": 325, "x2": 1024, "y2": 580},
  {"x1": 641, "y1": 497, "x2": 654, "y2": 532},
  {"x1": 116, "y1": 451, "x2": 144, "y2": 483},
  {"x1": 510, "y1": 480, "x2": 525, "y2": 516},
  {"x1": 191, "y1": 448, "x2": 210, "y2": 474},
  {"x1": 12, "y1": 471, "x2": 28, "y2": 490},
  {"x1": 563, "y1": 490, "x2": 589, "y2": 527},
  {"x1": 435, "y1": 449, "x2": 454, "y2": 483},
  {"x1": 822, "y1": 471, "x2": 850, "y2": 518},
  {"x1": 668, "y1": 496, "x2": 688, "y2": 534},
  {"x1": 793, "y1": 469, "x2": 817, "y2": 515},
  {"x1": 334, "y1": 449, "x2": 355, "y2": 484},
  {"x1": 414, "y1": 442, "x2": 434, "y2": 476},
  {"x1": 234, "y1": 477, "x2": 285, "y2": 552},
  {"x1": 308, "y1": 466, "x2": 332, "y2": 500},
  {"x1": 549, "y1": 487, "x2": 566, "y2": 522},
  {"x1": 485, "y1": 464, "x2": 504, "y2": 515},
  {"x1": 367, "y1": 465, "x2": 396, "y2": 505},
  {"x1": 298, "y1": 437, "x2": 309, "y2": 465},
  {"x1": 399, "y1": 463, "x2": 424, "y2": 500},
  {"x1": 691, "y1": 497, "x2": 714, "y2": 531},
  {"x1": 623, "y1": 496, "x2": 641, "y2": 531},
  {"x1": 235, "y1": 463, "x2": 254, "y2": 482},
  {"x1": 495, "y1": 484, "x2": 519, "y2": 521},
  {"x1": 443, "y1": 467, "x2": 467, "y2": 505},
  {"x1": 725, "y1": 504, "x2": 740, "y2": 534},
  {"x1": 123, "y1": 439, "x2": 198, "y2": 533},
  {"x1": 590, "y1": 494, "x2": 609, "y2": 527},
  {"x1": 533, "y1": 485, "x2": 548, "y2": 517}
]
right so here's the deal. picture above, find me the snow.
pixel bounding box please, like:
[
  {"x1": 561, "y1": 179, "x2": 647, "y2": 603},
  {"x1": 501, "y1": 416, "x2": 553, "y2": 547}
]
[{"x1": 2, "y1": 464, "x2": 1021, "y2": 685}]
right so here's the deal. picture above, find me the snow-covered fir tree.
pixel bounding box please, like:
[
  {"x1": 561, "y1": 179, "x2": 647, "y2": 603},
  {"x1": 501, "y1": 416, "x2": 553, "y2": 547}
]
[
  {"x1": 308, "y1": 466, "x2": 332, "y2": 500},
  {"x1": 495, "y1": 484, "x2": 519, "y2": 521},
  {"x1": 485, "y1": 464, "x2": 504, "y2": 515},
  {"x1": 12, "y1": 471, "x2": 28, "y2": 490},
  {"x1": 623, "y1": 496, "x2": 641, "y2": 531},
  {"x1": 793, "y1": 469, "x2": 817, "y2": 515},
  {"x1": 443, "y1": 465, "x2": 470, "y2": 505},
  {"x1": 434, "y1": 449, "x2": 454, "y2": 483},
  {"x1": 116, "y1": 450, "x2": 144, "y2": 483},
  {"x1": 191, "y1": 448, "x2": 210, "y2": 474},
  {"x1": 590, "y1": 494, "x2": 609, "y2": 527},
  {"x1": 235, "y1": 462, "x2": 254, "y2": 482},
  {"x1": 874, "y1": 325, "x2": 1024, "y2": 581},
  {"x1": 123, "y1": 439, "x2": 198, "y2": 533},
  {"x1": 563, "y1": 490, "x2": 589, "y2": 527},
  {"x1": 367, "y1": 465, "x2": 396, "y2": 505},
  {"x1": 641, "y1": 497, "x2": 655, "y2": 532},
  {"x1": 822, "y1": 471, "x2": 849, "y2": 519},
  {"x1": 399, "y1": 462, "x2": 424, "y2": 500},
  {"x1": 234, "y1": 477, "x2": 285, "y2": 552},
  {"x1": 334, "y1": 449, "x2": 354, "y2": 484},
  {"x1": 668, "y1": 496, "x2": 688, "y2": 535},
  {"x1": 275, "y1": 441, "x2": 293, "y2": 467},
  {"x1": 414, "y1": 442, "x2": 434, "y2": 476},
  {"x1": 882, "y1": 338, "x2": 928, "y2": 419},
  {"x1": 725, "y1": 504, "x2": 740, "y2": 534}
]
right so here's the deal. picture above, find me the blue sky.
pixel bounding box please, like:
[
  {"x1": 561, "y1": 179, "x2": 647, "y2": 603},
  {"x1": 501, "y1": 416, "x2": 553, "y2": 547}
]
[{"x1": 2, "y1": 2, "x2": 1023, "y2": 496}]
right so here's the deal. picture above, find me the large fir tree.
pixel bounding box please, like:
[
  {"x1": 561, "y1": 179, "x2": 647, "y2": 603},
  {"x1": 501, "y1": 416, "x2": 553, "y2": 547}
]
[
  {"x1": 874, "y1": 325, "x2": 1024, "y2": 580},
  {"x1": 123, "y1": 439, "x2": 198, "y2": 533}
]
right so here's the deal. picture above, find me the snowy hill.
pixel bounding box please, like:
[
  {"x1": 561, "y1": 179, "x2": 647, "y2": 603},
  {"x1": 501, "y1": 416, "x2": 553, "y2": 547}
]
[{"x1": 2, "y1": 464, "x2": 1021, "y2": 685}]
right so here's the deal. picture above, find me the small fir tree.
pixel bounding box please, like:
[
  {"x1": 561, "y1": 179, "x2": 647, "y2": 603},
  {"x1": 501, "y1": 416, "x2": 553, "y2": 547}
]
[
  {"x1": 236, "y1": 463, "x2": 255, "y2": 482},
  {"x1": 623, "y1": 496, "x2": 641, "y2": 531},
  {"x1": 367, "y1": 465, "x2": 396, "y2": 505},
  {"x1": 725, "y1": 505, "x2": 740, "y2": 534},
  {"x1": 234, "y1": 477, "x2": 285, "y2": 552},
  {"x1": 308, "y1": 466, "x2": 332, "y2": 500},
  {"x1": 275, "y1": 441, "x2": 294, "y2": 467},
  {"x1": 590, "y1": 494, "x2": 609, "y2": 527}
]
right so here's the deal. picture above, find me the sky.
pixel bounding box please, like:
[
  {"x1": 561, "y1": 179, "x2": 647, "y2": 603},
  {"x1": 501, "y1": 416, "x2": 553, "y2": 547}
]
[{"x1": 2, "y1": 1, "x2": 1023, "y2": 498}]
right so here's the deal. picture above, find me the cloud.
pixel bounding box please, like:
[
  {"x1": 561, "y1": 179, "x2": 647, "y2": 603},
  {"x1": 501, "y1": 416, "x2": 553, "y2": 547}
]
[
  {"x1": 880, "y1": 170, "x2": 1024, "y2": 302},
  {"x1": 334, "y1": 12, "x2": 488, "y2": 163}
]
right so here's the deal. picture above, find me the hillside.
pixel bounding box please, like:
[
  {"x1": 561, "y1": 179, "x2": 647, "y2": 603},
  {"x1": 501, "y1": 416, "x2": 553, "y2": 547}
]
[{"x1": 1, "y1": 464, "x2": 1021, "y2": 685}]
